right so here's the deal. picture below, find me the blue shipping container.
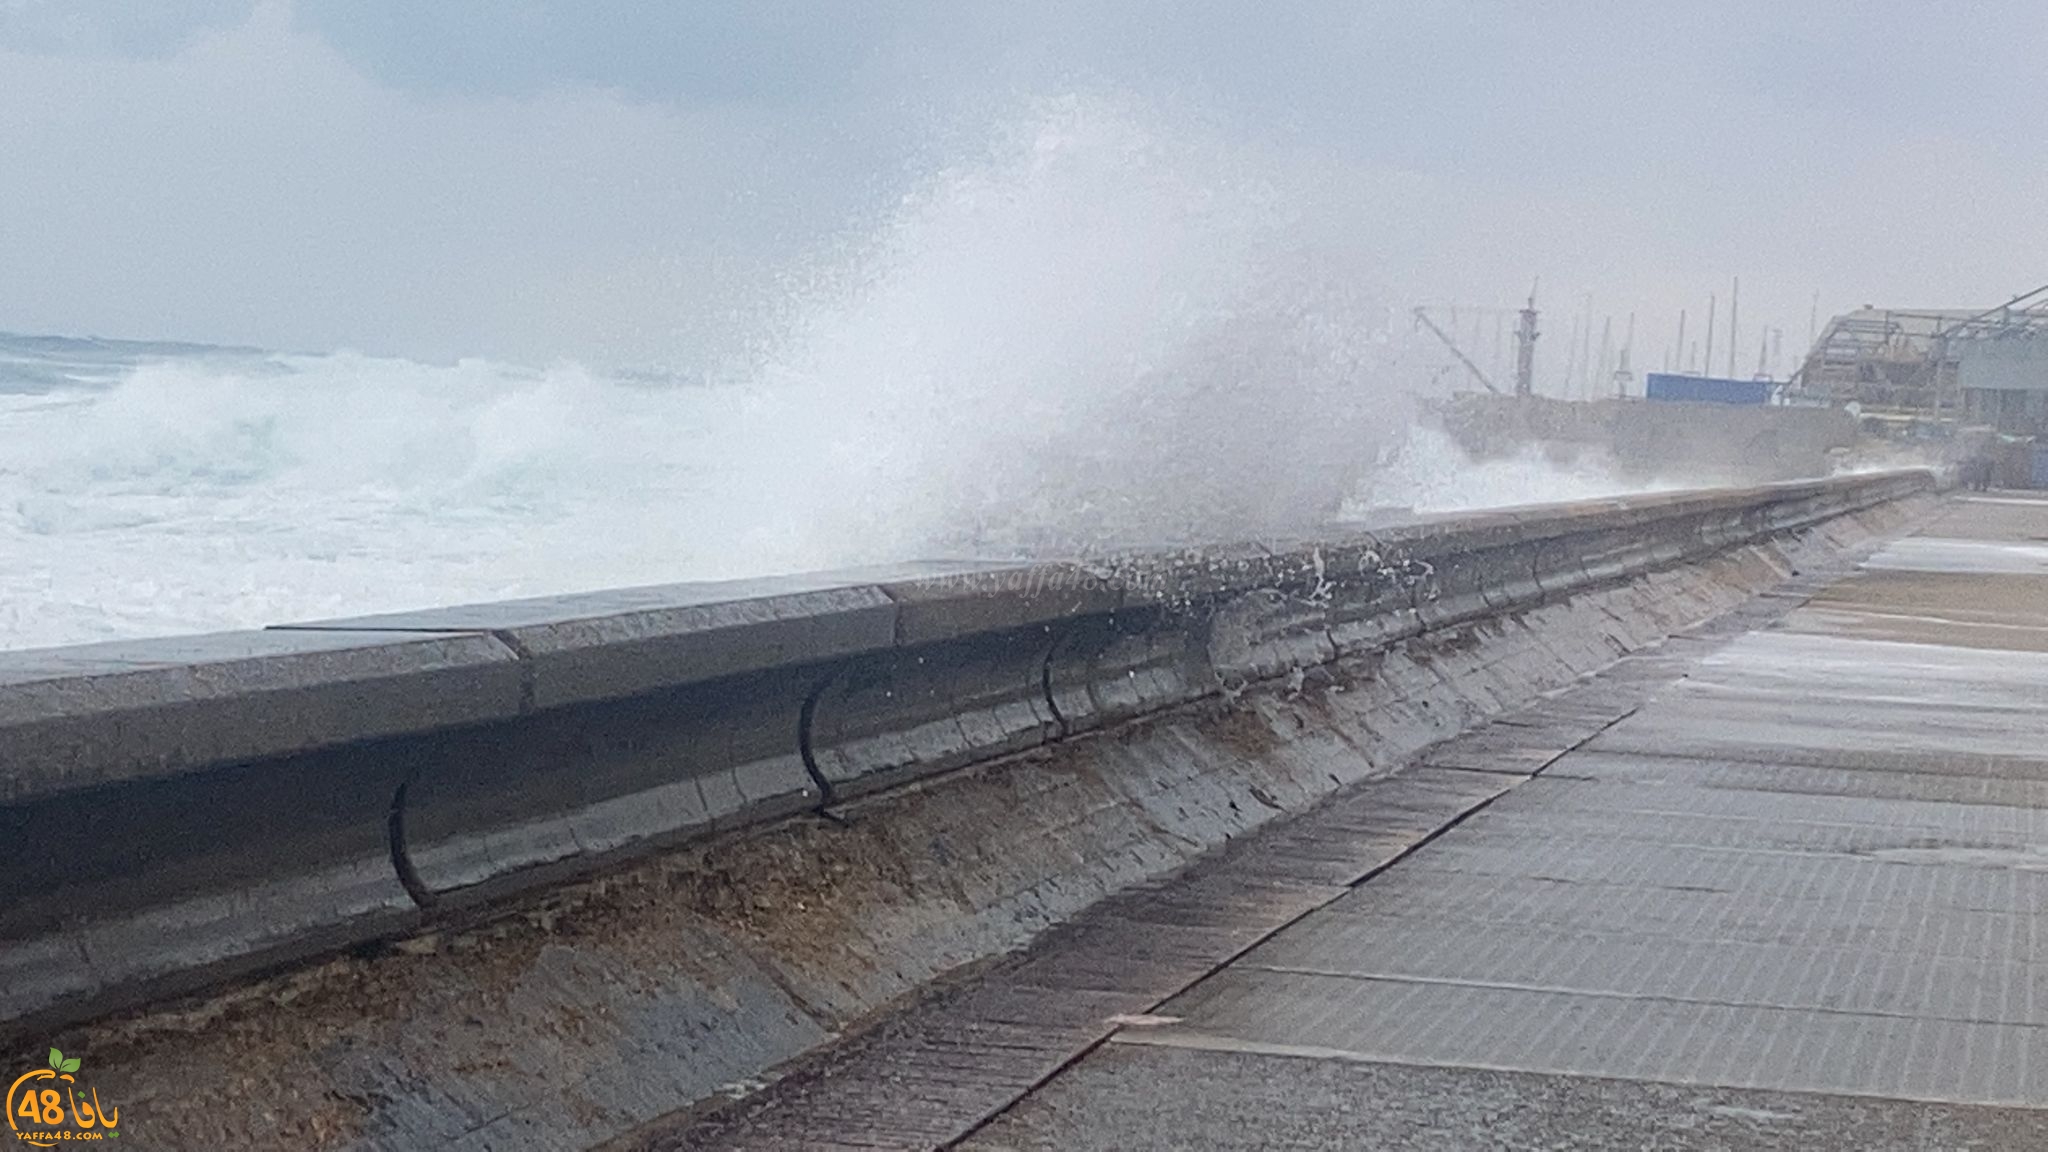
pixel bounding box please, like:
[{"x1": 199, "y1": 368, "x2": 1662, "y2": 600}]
[{"x1": 1645, "y1": 373, "x2": 1772, "y2": 405}]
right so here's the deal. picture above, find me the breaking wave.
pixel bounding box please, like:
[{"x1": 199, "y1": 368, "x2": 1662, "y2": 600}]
[{"x1": 0, "y1": 96, "x2": 1648, "y2": 649}]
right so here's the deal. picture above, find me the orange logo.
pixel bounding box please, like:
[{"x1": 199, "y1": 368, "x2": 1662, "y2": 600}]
[{"x1": 7, "y1": 1048, "x2": 120, "y2": 1145}]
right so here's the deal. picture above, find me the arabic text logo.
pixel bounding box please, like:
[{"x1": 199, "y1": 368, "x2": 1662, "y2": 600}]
[{"x1": 7, "y1": 1048, "x2": 121, "y2": 1145}]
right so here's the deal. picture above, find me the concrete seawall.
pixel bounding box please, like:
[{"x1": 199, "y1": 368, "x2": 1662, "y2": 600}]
[{"x1": 0, "y1": 470, "x2": 1933, "y2": 1148}]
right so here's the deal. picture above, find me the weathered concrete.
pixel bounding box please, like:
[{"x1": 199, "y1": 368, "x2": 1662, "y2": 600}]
[
  {"x1": 21, "y1": 497, "x2": 1920, "y2": 1150},
  {"x1": 0, "y1": 627, "x2": 523, "y2": 801},
  {"x1": 613, "y1": 525, "x2": 1882, "y2": 1150},
  {"x1": 944, "y1": 491, "x2": 2048, "y2": 1150},
  {"x1": 282, "y1": 574, "x2": 908, "y2": 709},
  {"x1": 0, "y1": 473, "x2": 1935, "y2": 1150},
  {"x1": 874, "y1": 564, "x2": 1125, "y2": 646},
  {"x1": 960, "y1": 1046, "x2": 2048, "y2": 1151}
]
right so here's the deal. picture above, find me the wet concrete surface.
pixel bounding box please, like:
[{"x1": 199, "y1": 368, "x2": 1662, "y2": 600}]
[
  {"x1": 963, "y1": 492, "x2": 2048, "y2": 1149},
  {"x1": 963, "y1": 1044, "x2": 2048, "y2": 1151},
  {"x1": 1792, "y1": 505, "x2": 2048, "y2": 649}
]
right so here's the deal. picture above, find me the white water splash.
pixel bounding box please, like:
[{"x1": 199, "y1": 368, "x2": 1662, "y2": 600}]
[
  {"x1": 0, "y1": 96, "x2": 1653, "y2": 650},
  {"x1": 1347, "y1": 425, "x2": 1680, "y2": 516}
]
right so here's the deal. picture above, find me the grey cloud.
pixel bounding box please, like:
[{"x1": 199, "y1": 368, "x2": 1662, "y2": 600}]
[
  {"x1": 0, "y1": 0, "x2": 256, "y2": 56},
  {"x1": 291, "y1": 0, "x2": 921, "y2": 106},
  {"x1": 2, "y1": 0, "x2": 2046, "y2": 373}
]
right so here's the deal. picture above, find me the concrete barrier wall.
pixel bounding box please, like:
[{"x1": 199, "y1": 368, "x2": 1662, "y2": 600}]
[{"x1": 0, "y1": 470, "x2": 1933, "y2": 1042}]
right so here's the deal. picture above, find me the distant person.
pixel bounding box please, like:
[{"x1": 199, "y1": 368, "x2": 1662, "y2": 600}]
[{"x1": 1962, "y1": 455, "x2": 1994, "y2": 492}]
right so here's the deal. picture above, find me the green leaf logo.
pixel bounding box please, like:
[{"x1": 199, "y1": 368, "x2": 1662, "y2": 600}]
[{"x1": 46, "y1": 1047, "x2": 81, "y2": 1074}]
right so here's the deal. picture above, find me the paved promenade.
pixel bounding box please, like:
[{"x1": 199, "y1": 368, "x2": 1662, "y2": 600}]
[
  {"x1": 968, "y1": 492, "x2": 2048, "y2": 1149},
  {"x1": 640, "y1": 491, "x2": 2048, "y2": 1150}
]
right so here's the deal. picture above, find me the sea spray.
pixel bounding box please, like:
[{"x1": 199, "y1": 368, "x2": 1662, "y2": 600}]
[{"x1": 0, "y1": 96, "x2": 1651, "y2": 649}]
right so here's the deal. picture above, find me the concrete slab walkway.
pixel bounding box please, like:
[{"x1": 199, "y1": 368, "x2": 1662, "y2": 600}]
[
  {"x1": 966, "y1": 492, "x2": 2048, "y2": 1149},
  {"x1": 627, "y1": 492, "x2": 2048, "y2": 1151}
]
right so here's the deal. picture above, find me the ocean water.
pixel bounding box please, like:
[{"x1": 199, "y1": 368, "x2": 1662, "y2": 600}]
[
  {"x1": 0, "y1": 342, "x2": 762, "y2": 648},
  {"x1": 0, "y1": 100, "x2": 1657, "y2": 651}
]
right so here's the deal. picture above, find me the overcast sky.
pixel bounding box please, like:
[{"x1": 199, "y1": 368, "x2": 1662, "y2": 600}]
[{"x1": 4, "y1": 1, "x2": 2046, "y2": 372}]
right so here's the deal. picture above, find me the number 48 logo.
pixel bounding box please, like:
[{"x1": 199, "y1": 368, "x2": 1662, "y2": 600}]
[{"x1": 7, "y1": 1046, "x2": 121, "y2": 1144}]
